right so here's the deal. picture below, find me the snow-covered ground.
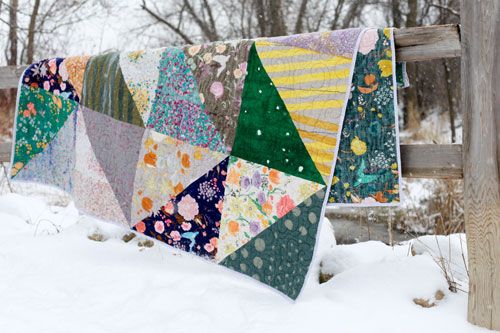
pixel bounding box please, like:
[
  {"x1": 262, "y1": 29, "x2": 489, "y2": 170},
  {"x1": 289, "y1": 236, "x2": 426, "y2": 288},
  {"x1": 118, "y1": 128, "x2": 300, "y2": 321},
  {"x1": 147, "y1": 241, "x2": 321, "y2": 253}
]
[{"x1": 0, "y1": 193, "x2": 487, "y2": 333}]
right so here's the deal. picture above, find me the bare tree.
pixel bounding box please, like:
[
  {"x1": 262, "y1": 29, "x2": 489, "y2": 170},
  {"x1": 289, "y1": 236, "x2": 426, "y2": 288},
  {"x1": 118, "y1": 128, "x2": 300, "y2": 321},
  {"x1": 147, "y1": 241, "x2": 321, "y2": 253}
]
[
  {"x1": 6, "y1": 0, "x2": 17, "y2": 66},
  {"x1": 26, "y1": 0, "x2": 40, "y2": 63},
  {"x1": 404, "y1": 0, "x2": 421, "y2": 131},
  {"x1": 294, "y1": 0, "x2": 309, "y2": 33}
]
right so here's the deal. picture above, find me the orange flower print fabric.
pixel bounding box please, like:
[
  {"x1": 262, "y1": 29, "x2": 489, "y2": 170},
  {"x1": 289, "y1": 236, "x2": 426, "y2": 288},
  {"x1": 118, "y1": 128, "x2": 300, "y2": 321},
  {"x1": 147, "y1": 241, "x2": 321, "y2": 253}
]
[
  {"x1": 216, "y1": 156, "x2": 324, "y2": 262},
  {"x1": 132, "y1": 157, "x2": 229, "y2": 260},
  {"x1": 131, "y1": 129, "x2": 227, "y2": 223},
  {"x1": 65, "y1": 55, "x2": 90, "y2": 99}
]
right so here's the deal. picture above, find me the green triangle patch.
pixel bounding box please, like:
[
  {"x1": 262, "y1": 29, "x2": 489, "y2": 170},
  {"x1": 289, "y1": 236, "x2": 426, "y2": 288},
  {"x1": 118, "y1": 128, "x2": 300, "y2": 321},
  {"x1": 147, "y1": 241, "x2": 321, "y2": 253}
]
[
  {"x1": 82, "y1": 52, "x2": 144, "y2": 127},
  {"x1": 219, "y1": 188, "x2": 326, "y2": 300},
  {"x1": 231, "y1": 43, "x2": 324, "y2": 185},
  {"x1": 11, "y1": 85, "x2": 78, "y2": 178}
]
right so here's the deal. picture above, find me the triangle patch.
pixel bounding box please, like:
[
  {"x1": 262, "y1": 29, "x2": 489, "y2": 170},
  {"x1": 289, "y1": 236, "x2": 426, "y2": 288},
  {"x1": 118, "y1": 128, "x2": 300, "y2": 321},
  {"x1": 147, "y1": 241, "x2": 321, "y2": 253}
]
[
  {"x1": 216, "y1": 156, "x2": 324, "y2": 262},
  {"x1": 11, "y1": 85, "x2": 78, "y2": 178},
  {"x1": 254, "y1": 40, "x2": 353, "y2": 183},
  {"x1": 131, "y1": 129, "x2": 228, "y2": 223},
  {"x1": 182, "y1": 41, "x2": 253, "y2": 152},
  {"x1": 72, "y1": 107, "x2": 128, "y2": 226},
  {"x1": 264, "y1": 28, "x2": 364, "y2": 57},
  {"x1": 220, "y1": 188, "x2": 326, "y2": 300},
  {"x1": 82, "y1": 52, "x2": 144, "y2": 127},
  {"x1": 231, "y1": 43, "x2": 324, "y2": 185},
  {"x1": 147, "y1": 48, "x2": 227, "y2": 153},
  {"x1": 15, "y1": 106, "x2": 77, "y2": 192},
  {"x1": 81, "y1": 107, "x2": 145, "y2": 224},
  {"x1": 119, "y1": 48, "x2": 163, "y2": 124},
  {"x1": 132, "y1": 157, "x2": 229, "y2": 260}
]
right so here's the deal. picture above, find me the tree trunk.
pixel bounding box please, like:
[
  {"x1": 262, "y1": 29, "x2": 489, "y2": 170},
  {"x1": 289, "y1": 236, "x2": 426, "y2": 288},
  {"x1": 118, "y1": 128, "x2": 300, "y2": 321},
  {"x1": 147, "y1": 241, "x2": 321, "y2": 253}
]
[
  {"x1": 443, "y1": 59, "x2": 456, "y2": 143},
  {"x1": 294, "y1": 0, "x2": 308, "y2": 34},
  {"x1": 7, "y1": 0, "x2": 18, "y2": 66},
  {"x1": 27, "y1": 0, "x2": 41, "y2": 64},
  {"x1": 404, "y1": 0, "x2": 421, "y2": 131},
  {"x1": 6, "y1": 0, "x2": 18, "y2": 134},
  {"x1": 461, "y1": 0, "x2": 500, "y2": 329},
  {"x1": 341, "y1": 0, "x2": 365, "y2": 29},
  {"x1": 391, "y1": 0, "x2": 402, "y2": 27},
  {"x1": 268, "y1": 0, "x2": 287, "y2": 36},
  {"x1": 254, "y1": 0, "x2": 267, "y2": 36}
]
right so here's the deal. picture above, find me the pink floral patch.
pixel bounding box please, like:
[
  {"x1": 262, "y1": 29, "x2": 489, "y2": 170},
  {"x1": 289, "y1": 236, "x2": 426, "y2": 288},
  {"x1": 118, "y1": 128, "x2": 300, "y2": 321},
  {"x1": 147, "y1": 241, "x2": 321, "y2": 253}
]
[
  {"x1": 359, "y1": 29, "x2": 379, "y2": 55},
  {"x1": 135, "y1": 221, "x2": 146, "y2": 233},
  {"x1": 163, "y1": 201, "x2": 175, "y2": 215},
  {"x1": 210, "y1": 81, "x2": 224, "y2": 99},
  {"x1": 277, "y1": 194, "x2": 296, "y2": 218},
  {"x1": 181, "y1": 222, "x2": 191, "y2": 231},
  {"x1": 170, "y1": 230, "x2": 181, "y2": 242},
  {"x1": 178, "y1": 194, "x2": 199, "y2": 221},
  {"x1": 204, "y1": 243, "x2": 214, "y2": 253},
  {"x1": 154, "y1": 221, "x2": 165, "y2": 233}
]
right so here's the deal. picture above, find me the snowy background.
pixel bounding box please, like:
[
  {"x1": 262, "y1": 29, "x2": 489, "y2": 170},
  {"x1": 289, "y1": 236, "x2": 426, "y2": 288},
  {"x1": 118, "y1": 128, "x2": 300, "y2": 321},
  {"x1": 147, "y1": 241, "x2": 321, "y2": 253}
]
[
  {"x1": 0, "y1": 1, "x2": 474, "y2": 332},
  {"x1": 0, "y1": 184, "x2": 482, "y2": 333}
]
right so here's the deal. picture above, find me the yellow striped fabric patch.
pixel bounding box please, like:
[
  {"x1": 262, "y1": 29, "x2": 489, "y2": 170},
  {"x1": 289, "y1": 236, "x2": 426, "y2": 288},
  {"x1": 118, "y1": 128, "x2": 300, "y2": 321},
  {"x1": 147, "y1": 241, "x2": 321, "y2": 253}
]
[{"x1": 255, "y1": 40, "x2": 353, "y2": 182}]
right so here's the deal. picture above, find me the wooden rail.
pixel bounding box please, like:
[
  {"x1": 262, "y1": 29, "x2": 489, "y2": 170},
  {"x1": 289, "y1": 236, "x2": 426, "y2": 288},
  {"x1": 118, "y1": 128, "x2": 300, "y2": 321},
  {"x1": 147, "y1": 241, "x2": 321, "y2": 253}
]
[
  {"x1": 0, "y1": 142, "x2": 463, "y2": 178},
  {"x1": 0, "y1": 24, "x2": 464, "y2": 179},
  {"x1": 394, "y1": 24, "x2": 461, "y2": 61},
  {"x1": 0, "y1": 24, "x2": 461, "y2": 90}
]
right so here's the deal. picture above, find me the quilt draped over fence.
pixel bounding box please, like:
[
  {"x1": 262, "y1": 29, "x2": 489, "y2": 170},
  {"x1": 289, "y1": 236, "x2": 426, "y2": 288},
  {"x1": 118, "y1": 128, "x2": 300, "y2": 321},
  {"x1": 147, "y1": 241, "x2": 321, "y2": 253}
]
[{"x1": 10, "y1": 27, "x2": 403, "y2": 300}]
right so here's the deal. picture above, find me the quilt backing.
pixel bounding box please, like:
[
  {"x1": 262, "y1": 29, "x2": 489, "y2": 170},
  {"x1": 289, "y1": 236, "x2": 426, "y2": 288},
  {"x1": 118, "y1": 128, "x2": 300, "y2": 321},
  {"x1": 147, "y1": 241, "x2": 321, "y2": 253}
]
[{"x1": 10, "y1": 28, "x2": 402, "y2": 300}]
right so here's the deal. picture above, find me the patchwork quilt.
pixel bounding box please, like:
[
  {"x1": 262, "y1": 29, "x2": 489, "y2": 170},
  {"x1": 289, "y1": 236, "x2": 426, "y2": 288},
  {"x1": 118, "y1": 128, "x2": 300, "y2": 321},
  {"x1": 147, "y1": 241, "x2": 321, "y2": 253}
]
[{"x1": 10, "y1": 27, "x2": 402, "y2": 300}]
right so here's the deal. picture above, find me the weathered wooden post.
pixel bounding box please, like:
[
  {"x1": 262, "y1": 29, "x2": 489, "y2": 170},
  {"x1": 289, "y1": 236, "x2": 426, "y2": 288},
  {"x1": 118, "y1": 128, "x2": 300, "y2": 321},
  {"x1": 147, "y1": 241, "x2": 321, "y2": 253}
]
[{"x1": 461, "y1": 0, "x2": 500, "y2": 329}]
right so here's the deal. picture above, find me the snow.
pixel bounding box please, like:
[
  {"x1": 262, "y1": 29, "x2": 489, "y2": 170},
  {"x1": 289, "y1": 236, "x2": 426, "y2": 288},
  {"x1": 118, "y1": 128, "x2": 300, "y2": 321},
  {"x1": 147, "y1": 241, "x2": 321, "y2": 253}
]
[{"x1": 0, "y1": 193, "x2": 486, "y2": 333}]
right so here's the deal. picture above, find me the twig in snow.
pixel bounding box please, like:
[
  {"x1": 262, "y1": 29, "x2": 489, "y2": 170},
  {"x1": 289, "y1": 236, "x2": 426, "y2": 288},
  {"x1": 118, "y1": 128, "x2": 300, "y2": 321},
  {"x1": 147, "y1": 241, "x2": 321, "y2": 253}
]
[{"x1": 2, "y1": 163, "x2": 13, "y2": 193}]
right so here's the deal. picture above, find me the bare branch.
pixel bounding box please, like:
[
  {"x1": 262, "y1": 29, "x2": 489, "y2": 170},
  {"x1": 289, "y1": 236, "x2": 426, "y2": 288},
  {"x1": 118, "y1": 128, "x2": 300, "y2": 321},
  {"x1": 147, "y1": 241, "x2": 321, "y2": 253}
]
[
  {"x1": 330, "y1": 0, "x2": 346, "y2": 30},
  {"x1": 202, "y1": 0, "x2": 218, "y2": 38},
  {"x1": 182, "y1": 0, "x2": 218, "y2": 41},
  {"x1": 429, "y1": 3, "x2": 459, "y2": 17},
  {"x1": 141, "y1": 0, "x2": 194, "y2": 44}
]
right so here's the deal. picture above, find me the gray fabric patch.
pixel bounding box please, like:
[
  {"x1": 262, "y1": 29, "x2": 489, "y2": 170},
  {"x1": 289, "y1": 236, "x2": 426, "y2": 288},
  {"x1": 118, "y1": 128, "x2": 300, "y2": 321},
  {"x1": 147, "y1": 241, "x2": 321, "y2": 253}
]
[
  {"x1": 81, "y1": 106, "x2": 145, "y2": 223},
  {"x1": 16, "y1": 109, "x2": 78, "y2": 193}
]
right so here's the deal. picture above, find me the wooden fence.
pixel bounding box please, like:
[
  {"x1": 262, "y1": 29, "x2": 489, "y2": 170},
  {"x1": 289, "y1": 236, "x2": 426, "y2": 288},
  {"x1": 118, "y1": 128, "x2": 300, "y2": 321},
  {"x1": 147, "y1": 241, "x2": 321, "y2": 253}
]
[{"x1": 0, "y1": 15, "x2": 498, "y2": 330}]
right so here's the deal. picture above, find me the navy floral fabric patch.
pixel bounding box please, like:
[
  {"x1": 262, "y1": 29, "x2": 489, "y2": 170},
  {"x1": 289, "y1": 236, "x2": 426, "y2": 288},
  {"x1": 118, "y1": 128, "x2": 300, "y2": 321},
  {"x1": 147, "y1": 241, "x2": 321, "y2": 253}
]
[
  {"x1": 23, "y1": 58, "x2": 80, "y2": 102},
  {"x1": 132, "y1": 157, "x2": 229, "y2": 259}
]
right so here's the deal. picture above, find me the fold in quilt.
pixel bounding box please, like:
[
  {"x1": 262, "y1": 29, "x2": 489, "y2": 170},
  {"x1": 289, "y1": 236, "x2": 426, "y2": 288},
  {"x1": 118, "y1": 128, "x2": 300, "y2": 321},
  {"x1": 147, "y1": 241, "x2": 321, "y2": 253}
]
[{"x1": 10, "y1": 27, "x2": 402, "y2": 300}]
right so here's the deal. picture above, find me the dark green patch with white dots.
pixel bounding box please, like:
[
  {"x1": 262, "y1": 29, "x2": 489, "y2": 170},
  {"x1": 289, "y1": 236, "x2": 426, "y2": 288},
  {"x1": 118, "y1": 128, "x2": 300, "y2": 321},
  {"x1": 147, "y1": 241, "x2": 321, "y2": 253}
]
[
  {"x1": 231, "y1": 43, "x2": 324, "y2": 185},
  {"x1": 219, "y1": 188, "x2": 326, "y2": 300}
]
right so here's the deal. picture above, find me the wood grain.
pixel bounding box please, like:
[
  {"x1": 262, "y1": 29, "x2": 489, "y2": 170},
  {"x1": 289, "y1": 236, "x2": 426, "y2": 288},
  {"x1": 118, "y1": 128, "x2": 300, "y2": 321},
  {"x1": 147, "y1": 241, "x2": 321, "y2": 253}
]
[
  {"x1": 461, "y1": 0, "x2": 500, "y2": 329},
  {"x1": 0, "y1": 24, "x2": 461, "y2": 90},
  {"x1": 394, "y1": 24, "x2": 461, "y2": 61},
  {"x1": 0, "y1": 142, "x2": 11, "y2": 163},
  {"x1": 0, "y1": 65, "x2": 24, "y2": 90},
  {"x1": 0, "y1": 141, "x2": 463, "y2": 179},
  {"x1": 400, "y1": 144, "x2": 462, "y2": 179}
]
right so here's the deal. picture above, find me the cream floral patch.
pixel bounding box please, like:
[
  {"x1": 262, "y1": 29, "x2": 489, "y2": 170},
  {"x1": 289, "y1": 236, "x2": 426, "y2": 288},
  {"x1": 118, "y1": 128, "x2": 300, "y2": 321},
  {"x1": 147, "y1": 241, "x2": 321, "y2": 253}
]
[
  {"x1": 131, "y1": 129, "x2": 227, "y2": 224},
  {"x1": 120, "y1": 48, "x2": 164, "y2": 124},
  {"x1": 216, "y1": 156, "x2": 324, "y2": 262}
]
